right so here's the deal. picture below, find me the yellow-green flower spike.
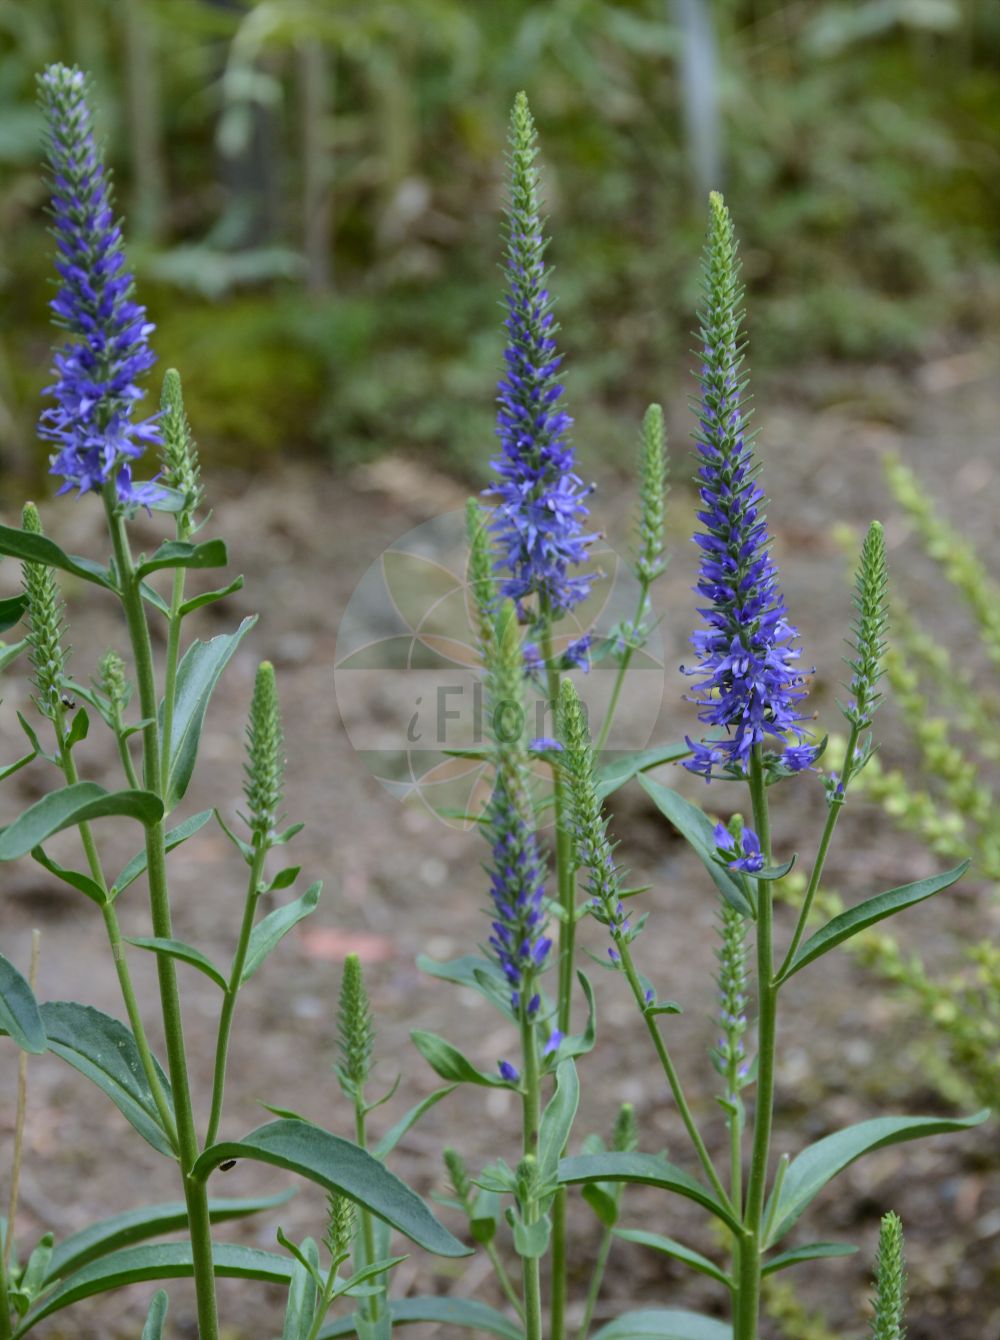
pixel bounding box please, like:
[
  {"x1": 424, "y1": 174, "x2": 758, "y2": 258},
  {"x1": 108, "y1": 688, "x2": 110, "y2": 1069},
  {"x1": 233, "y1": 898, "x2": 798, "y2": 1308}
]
[
  {"x1": 243, "y1": 660, "x2": 284, "y2": 841},
  {"x1": 335, "y1": 952, "x2": 374, "y2": 1097},
  {"x1": 870, "y1": 1210, "x2": 907, "y2": 1340},
  {"x1": 635, "y1": 403, "x2": 668, "y2": 583},
  {"x1": 159, "y1": 368, "x2": 203, "y2": 528},
  {"x1": 21, "y1": 502, "x2": 68, "y2": 721}
]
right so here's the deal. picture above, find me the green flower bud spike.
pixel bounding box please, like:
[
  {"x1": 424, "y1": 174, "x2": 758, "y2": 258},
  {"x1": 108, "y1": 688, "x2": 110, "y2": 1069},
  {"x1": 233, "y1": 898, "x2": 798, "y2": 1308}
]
[
  {"x1": 324, "y1": 1192, "x2": 357, "y2": 1262},
  {"x1": 159, "y1": 368, "x2": 203, "y2": 531},
  {"x1": 558, "y1": 679, "x2": 623, "y2": 921},
  {"x1": 243, "y1": 660, "x2": 284, "y2": 842},
  {"x1": 713, "y1": 899, "x2": 750, "y2": 1097},
  {"x1": 467, "y1": 498, "x2": 498, "y2": 664},
  {"x1": 98, "y1": 649, "x2": 128, "y2": 712},
  {"x1": 870, "y1": 1211, "x2": 906, "y2": 1340},
  {"x1": 335, "y1": 952, "x2": 374, "y2": 1099},
  {"x1": 489, "y1": 602, "x2": 531, "y2": 807},
  {"x1": 611, "y1": 1101, "x2": 638, "y2": 1154},
  {"x1": 21, "y1": 502, "x2": 68, "y2": 721},
  {"x1": 635, "y1": 403, "x2": 668, "y2": 584},
  {"x1": 845, "y1": 520, "x2": 889, "y2": 733}
]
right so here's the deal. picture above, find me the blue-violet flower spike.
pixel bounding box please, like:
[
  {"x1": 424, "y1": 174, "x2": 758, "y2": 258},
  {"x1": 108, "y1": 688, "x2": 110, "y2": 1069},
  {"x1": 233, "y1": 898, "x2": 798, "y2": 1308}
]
[
  {"x1": 37, "y1": 64, "x2": 161, "y2": 507},
  {"x1": 486, "y1": 775, "x2": 550, "y2": 1014},
  {"x1": 683, "y1": 193, "x2": 809, "y2": 779},
  {"x1": 488, "y1": 92, "x2": 596, "y2": 621}
]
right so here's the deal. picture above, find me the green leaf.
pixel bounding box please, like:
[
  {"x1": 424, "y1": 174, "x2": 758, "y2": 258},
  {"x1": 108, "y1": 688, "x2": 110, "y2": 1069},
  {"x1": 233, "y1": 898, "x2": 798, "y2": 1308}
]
[
  {"x1": 557, "y1": 1152, "x2": 741, "y2": 1234},
  {"x1": 776, "y1": 861, "x2": 970, "y2": 982},
  {"x1": 125, "y1": 937, "x2": 228, "y2": 991},
  {"x1": 141, "y1": 1290, "x2": 169, "y2": 1340},
  {"x1": 241, "y1": 882, "x2": 322, "y2": 983},
  {"x1": 637, "y1": 775, "x2": 754, "y2": 918},
  {"x1": 281, "y1": 1236, "x2": 319, "y2": 1340},
  {"x1": 581, "y1": 1180, "x2": 618, "y2": 1228},
  {"x1": 65, "y1": 708, "x2": 89, "y2": 749},
  {"x1": 262, "y1": 865, "x2": 301, "y2": 894},
  {"x1": 135, "y1": 538, "x2": 228, "y2": 581},
  {"x1": 334, "y1": 1253, "x2": 407, "y2": 1300},
  {"x1": 372, "y1": 1085, "x2": 457, "y2": 1161},
  {"x1": 0, "y1": 954, "x2": 47, "y2": 1055},
  {"x1": 511, "y1": 1210, "x2": 551, "y2": 1258},
  {"x1": 0, "y1": 525, "x2": 114, "y2": 590},
  {"x1": 179, "y1": 575, "x2": 245, "y2": 618},
  {"x1": 36, "y1": 1002, "x2": 174, "y2": 1157},
  {"x1": 31, "y1": 846, "x2": 106, "y2": 906},
  {"x1": 161, "y1": 616, "x2": 257, "y2": 809},
  {"x1": 13, "y1": 1243, "x2": 294, "y2": 1336},
  {"x1": 410, "y1": 1031, "x2": 512, "y2": 1088},
  {"x1": 0, "y1": 594, "x2": 28, "y2": 634},
  {"x1": 755, "y1": 856, "x2": 796, "y2": 882},
  {"x1": 0, "y1": 639, "x2": 27, "y2": 674},
  {"x1": 560, "y1": 969, "x2": 597, "y2": 1059},
  {"x1": 761, "y1": 1242, "x2": 858, "y2": 1276},
  {"x1": 539, "y1": 1060, "x2": 579, "y2": 1181},
  {"x1": 590, "y1": 1309, "x2": 732, "y2": 1340},
  {"x1": 112, "y1": 809, "x2": 214, "y2": 899},
  {"x1": 45, "y1": 1191, "x2": 294, "y2": 1283},
  {"x1": 416, "y1": 953, "x2": 514, "y2": 1019},
  {"x1": 597, "y1": 743, "x2": 691, "y2": 800},
  {"x1": 317, "y1": 1297, "x2": 523, "y2": 1339},
  {"x1": 0, "y1": 749, "x2": 36, "y2": 784},
  {"x1": 763, "y1": 1109, "x2": 990, "y2": 1246},
  {"x1": 192, "y1": 1119, "x2": 470, "y2": 1258},
  {"x1": 469, "y1": 1188, "x2": 500, "y2": 1245},
  {"x1": 613, "y1": 1229, "x2": 731, "y2": 1288},
  {"x1": 0, "y1": 783, "x2": 163, "y2": 861}
]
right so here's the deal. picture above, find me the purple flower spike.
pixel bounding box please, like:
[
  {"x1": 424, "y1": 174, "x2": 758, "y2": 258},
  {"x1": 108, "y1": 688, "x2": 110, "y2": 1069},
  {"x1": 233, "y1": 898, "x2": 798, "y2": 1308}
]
[
  {"x1": 487, "y1": 93, "x2": 596, "y2": 623},
  {"x1": 486, "y1": 776, "x2": 550, "y2": 1015},
  {"x1": 682, "y1": 195, "x2": 810, "y2": 779},
  {"x1": 37, "y1": 65, "x2": 161, "y2": 507}
]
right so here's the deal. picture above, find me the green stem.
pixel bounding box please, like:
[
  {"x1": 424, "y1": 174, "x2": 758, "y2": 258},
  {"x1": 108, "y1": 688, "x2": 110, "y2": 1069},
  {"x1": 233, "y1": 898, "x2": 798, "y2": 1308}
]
[
  {"x1": 352, "y1": 1092, "x2": 381, "y2": 1328},
  {"x1": 540, "y1": 616, "x2": 573, "y2": 1340},
  {"x1": 159, "y1": 505, "x2": 191, "y2": 797},
  {"x1": 593, "y1": 577, "x2": 650, "y2": 755},
  {"x1": 575, "y1": 1212, "x2": 617, "y2": 1340},
  {"x1": 486, "y1": 1241, "x2": 526, "y2": 1321},
  {"x1": 204, "y1": 841, "x2": 268, "y2": 1147},
  {"x1": 104, "y1": 488, "x2": 220, "y2": 1340},
  {"x1": 0, "y1": 1255, "x2": 12, "y2": 1340},
  {"x1": 520, "y1": 1013, "x2": 543, "y2": 1340},
  {"x1": 737, "y1": 748, "x2": 777, "y2": 1340},
  {"x1": 618, "y1": 942, "x2": 733, "y2": 1213},
  {"x1": 54, "y1": 709, "x2": 178, "y2": 1149},
  {"x1": 776, "y1": 723, "x2": 860, "y2": 980}
]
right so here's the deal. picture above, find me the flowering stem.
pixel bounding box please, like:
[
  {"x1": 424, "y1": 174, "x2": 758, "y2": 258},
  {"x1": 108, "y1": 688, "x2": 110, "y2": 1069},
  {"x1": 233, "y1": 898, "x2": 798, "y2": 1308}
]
[
  {"x1": 777, "y1": 722, "x2": 860, "y2": 979},
  {"x1": 104, "y1": 487, "x2": 220, "y2": 1340},
  {"x1": 4, "y1": 929, "x2": 39, "y2": 1291},
  {"x1": 52, "y1": 705, "x2": 178, "y2": 1149},
  {"x1": 204, "y1": 840, "x2": 268, "y2": 1147},
  {"x1": 540, "y1": 617, "x2": 573, "y2": 1340},
  {"x1": 519, "y1": 1012, "x2": 543, "y2": 1340},
  {"x1": 594, "y1": 575, "x2": 652, "y2": 756},
  {"x1": 575, "y1": 1217, "x2": 615, "y2": 1340},
  {"x1": 159, "y1": 503, "x2": 192, "y2": 796},
  {"x1": 351, "y1": 1087, "x2": 382, "y2": 1328},
  {"x1": 618, "y1": 940, "x2": 732, "y2": 1211},
  {"x1": 737, "y1": 747, "x2": 777, "y2": 1340}
]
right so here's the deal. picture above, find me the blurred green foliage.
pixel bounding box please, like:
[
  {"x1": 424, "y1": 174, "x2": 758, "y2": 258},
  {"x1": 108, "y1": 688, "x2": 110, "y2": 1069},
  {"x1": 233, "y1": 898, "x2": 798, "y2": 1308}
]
[{"x1": 1, "y1": 0, "x2": 998, "y2": 485}]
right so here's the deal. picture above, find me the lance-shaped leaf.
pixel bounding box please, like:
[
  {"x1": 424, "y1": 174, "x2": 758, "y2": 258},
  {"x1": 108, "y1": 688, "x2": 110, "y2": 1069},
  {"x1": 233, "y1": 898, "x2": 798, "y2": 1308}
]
[
  {"x1": 45, "y1": 1191, "x2": 294, "y2": 1282},
  {"x1": 317, "y1": 1297, "x2": 523, "y2": 1339},
  {"x1": 761, "y1": 1242, "x2": 857, "y2": 1276},
  {"x1": 763, "y1": 1109, "x2": 989, "y2": 1247},
  {"x1": 372, "y1": 1085, "x2": 457, "y2": 1161},
  {"x1": 539, "y1": 1060, "x2": 579, "y2": 1182},
  {"x1": 160, "y1": 616, "x2": 257, "y2": 809},
  {"x1": 134, "y1": 538, "x2": 228, "y2": 581},
  {"x1": 557, "y1": 1153, "x2": 741, "y2": 1234},
  {"x1": 37, "y1": 1002, "x2": 174, "y2": 1157},
  {"x1": 776, "y1": 861, "x2": 969, "y2": 982},
  {"x1": 0, "y1": 525, "x2": 114, "y2": 590},
  {"x1": 179, "y1": 575, "x2": 245, "y2": 618},
  {"x1": 0, "y1": 953, "x2": 46, "y2": 1054},
  {"x1": 416, "y1": 954, "x2": 514, "y2": 1019},
  {"x1": 282, "y1": 1236, "x2": 320, "y2": 1340},
  {"x1": 560, "y1": 970, "x2": 597, "y2": 1059},
  {"x1": 112, "y1": 809, "x2": 214, "y2": 898},
  {"x1": 241, "y1": 882, "x2": 322, "y2": 983},
  {"x1": 125, "y1": 938, "x2": 228, "y2": 990},
  {"x1": 410, "y1": 1031, "x2": 513, "y2": 1088},
  {"x1": 637, "y1": 775, "x2": 753, "y2": 918},
  {"x1": 590, "y1": 1310, "x2": 732, "y2": 1340},
  {"x1": 597, "y1": 743, "x2": 691, "y2": 801},
  {"x1": 31, "y1": 846, "x2": 106, "y2": 906},
  {"x1": 613, "y1": 1228, "x2": 731, "y2": 1289},
  {"x1": 140, "y1": 1290, "x2": 169, "y2": 1340},
  {"x1": 13, "y1": 1243, "x2": 295, "y2": 1336},
  {"x1": 0, "y1": 783, "x2": 163, "y2": 861},
  {"x1": 0, "y1": 594, "x2": 28, "y2": 634},
  {"x1": 191, "y1": 1119, "x2": 470, "y2": 1258}
]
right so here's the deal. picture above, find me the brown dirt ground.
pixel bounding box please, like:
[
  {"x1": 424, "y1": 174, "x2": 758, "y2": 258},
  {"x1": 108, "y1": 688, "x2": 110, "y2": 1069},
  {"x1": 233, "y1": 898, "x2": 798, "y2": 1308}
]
[{"x1": 1, "y1": 353, "x2": 998, "y2": 1339}]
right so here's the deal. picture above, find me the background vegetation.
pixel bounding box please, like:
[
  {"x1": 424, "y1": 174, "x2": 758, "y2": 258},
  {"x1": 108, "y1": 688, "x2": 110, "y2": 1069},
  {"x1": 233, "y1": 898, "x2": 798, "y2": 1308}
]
[{"x1": 1, "y1": 0, "x2": 998, "y2": 478}]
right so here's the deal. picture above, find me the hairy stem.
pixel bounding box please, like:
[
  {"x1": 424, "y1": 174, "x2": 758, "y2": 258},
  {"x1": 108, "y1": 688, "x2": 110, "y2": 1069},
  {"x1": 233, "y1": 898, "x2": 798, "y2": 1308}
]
[{"x1": 520, "y1": 1013, "x2": 543, "y2": 1340}]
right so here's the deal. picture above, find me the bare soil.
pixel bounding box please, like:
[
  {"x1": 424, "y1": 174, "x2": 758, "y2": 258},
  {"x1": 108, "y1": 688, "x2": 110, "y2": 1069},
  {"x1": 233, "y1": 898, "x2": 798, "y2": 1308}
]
[{"x1": 1, "y1": 353, "x2": 998, "y2": 1339}]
